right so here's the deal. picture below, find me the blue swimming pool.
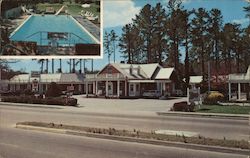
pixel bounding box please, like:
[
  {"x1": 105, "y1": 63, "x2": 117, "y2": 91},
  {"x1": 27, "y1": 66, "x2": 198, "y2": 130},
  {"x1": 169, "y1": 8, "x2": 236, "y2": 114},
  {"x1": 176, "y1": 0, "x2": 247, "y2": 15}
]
[{"x1": 10, "y1": 15, "x2": 99, "y2": 46}]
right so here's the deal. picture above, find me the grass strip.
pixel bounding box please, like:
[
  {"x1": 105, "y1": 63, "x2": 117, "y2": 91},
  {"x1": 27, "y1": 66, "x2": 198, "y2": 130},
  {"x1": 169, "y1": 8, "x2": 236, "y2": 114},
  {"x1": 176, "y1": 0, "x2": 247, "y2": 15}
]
[
  {"x1": 17, "y1": 121, "x2": 249, "y2": 150},
  {"x1": 195, "y1": 105, "x2": 250, "y2": 114}
]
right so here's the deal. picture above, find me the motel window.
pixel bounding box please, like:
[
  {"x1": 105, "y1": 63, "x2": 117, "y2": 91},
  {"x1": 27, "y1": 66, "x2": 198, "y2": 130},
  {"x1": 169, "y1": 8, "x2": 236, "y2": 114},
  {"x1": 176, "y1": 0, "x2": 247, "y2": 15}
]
[
  {"x1": 130, "y1": 84, "x2": 134, "y2": 92},
  {"x1": 136, "y1": 84, "x2": 139, "y2": 91}
]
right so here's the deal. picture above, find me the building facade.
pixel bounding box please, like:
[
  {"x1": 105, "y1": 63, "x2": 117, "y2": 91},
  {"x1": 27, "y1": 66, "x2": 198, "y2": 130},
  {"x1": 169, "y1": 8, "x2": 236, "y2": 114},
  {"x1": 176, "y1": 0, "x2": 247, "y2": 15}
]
[
  {"x1": 85, "y1": 63, "x2": 177, "y2": 98},
  {"x1": 8, "y1": 72, "x2": 84, "y2": 94}
]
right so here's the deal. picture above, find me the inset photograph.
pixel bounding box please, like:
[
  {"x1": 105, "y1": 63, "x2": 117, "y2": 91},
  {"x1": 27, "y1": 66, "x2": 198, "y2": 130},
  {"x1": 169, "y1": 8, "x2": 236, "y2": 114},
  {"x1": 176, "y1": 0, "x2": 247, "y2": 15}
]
[{"x1": 0, "y1": 0, "x2": 101, "y2": 57}]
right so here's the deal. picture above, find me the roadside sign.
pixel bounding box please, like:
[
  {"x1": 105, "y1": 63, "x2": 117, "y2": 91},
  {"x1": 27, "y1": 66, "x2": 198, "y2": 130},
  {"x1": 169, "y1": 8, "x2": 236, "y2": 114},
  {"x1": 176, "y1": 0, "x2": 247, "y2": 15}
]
[{"x1": 187, "y1": 87, "x2": 201, "y2": 104}]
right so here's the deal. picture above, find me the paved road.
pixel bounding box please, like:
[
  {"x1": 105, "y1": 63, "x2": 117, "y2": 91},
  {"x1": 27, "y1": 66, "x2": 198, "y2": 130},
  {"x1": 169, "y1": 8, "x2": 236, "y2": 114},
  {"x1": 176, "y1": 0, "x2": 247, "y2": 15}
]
[
  {"x1": 0, "y1": 103, "x2": 248, "y2": 140},
  {"x1": 0, "y1": 128, "x2": 246, "y2": 158}
]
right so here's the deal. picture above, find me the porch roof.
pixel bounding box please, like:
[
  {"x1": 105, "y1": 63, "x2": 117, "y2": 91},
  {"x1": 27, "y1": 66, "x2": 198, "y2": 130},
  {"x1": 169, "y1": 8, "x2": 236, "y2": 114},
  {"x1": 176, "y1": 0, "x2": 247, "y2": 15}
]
[
  {"x1": 228, "y1": 66, "x2": 250, "y2": 83},
  {"x1": 189, "y1": 76, "x2": 203, "y2": 84},
  {"x1": 9, "y1": 73, "x2": 84, "y2": 84},
  {"x1": 9, "y1": 74, "x2": 30, "y2": 83},
  {"x1": 155, "y1": 68, "x2": 174, "y2": 80},
  {"x1": 111, "y1": 63, "x2": 160, "y2": 79}
]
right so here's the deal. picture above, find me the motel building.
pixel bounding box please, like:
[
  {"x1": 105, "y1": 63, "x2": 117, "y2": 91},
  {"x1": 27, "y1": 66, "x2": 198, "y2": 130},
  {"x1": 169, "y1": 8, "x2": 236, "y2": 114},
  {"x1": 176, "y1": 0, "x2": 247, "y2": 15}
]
[
  {"x1": 7, "y1": 72, "x2": 85, "y2": 94},
  {"x1": 84, "y1": 63, "x2": 178, "y2": 98},
  {"x1": 228, "y1": 65, "x2": 250, "y2": 101}
]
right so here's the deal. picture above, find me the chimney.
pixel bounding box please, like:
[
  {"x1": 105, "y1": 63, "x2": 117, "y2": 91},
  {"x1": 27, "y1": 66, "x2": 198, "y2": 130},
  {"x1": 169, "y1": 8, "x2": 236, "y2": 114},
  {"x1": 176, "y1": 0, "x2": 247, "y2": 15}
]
[
  {"x1": 137, "y1": 66, "x2": 141, "y2": 75},
  {"x1": 129, "y1": 65, "x2": 133, "y2": 74}
]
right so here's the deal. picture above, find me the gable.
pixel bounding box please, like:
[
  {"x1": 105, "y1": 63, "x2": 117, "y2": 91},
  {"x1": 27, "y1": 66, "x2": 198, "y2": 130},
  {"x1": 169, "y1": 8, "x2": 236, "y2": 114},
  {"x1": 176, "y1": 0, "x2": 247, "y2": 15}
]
[{"x1": 98, "y1": 64, "x2": 121, "y2": 76}]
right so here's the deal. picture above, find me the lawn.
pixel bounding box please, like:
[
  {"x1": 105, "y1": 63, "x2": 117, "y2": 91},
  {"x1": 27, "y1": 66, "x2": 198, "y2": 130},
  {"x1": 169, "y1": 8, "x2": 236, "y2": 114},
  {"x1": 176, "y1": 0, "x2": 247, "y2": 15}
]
[
  {"x1": 195, "y1": 105, "x2": 250, "y2": 114},
  {"x1": 36, "y1": 3, "x2": 100, "y2": 16},
  {"x1": 37, "y1": 3, "x2": 63, "y2": 12}
]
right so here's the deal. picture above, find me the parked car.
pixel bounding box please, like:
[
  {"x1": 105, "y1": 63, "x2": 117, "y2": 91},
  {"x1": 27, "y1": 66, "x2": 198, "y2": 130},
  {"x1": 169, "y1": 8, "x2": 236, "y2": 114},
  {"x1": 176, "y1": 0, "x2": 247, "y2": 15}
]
[{"x1": 143, "y1": 90, "x2": 161, "y2": 98}]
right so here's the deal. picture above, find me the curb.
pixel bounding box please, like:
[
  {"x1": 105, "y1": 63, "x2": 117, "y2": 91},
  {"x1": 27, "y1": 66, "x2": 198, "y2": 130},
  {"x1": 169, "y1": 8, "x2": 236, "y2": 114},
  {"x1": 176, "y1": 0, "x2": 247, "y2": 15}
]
[
  {"x1": 16, "y1": 124, "x2": 249, "y2": 156},
  {"x1": 157, "y1": 112, "x2": 249, "y2": 120},
  {"x1": 0, "y1": 102, "x2": 63, "y2": 109},
  {"x1": 16, "y1": 124, "x2": 67, "y2": 134}
]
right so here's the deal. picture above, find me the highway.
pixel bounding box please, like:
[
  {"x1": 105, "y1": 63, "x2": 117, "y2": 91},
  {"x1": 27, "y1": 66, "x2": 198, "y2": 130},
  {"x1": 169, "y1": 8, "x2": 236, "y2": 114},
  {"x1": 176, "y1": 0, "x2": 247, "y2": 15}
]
[
  {"x1": 0, "y1": 128, "x2": 246, "y2": 158},
  {"x1": 0, "y1": 104, "x2": 248, "y2": 140}
]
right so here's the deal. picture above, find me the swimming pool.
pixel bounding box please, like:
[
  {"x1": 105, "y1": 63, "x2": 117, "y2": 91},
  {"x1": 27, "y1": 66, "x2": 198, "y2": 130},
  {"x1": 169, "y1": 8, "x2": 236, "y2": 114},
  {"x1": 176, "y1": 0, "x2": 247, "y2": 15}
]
[{"x1": 10, "y1": 15, "x2": 99, "y2": 46}]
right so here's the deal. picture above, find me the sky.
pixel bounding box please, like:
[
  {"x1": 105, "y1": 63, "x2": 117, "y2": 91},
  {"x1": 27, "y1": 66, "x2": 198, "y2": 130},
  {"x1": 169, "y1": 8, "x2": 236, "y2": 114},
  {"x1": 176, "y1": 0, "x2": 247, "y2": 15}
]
[{"x1": 8, "y1": 0, "x2": 250, "y2": 73}]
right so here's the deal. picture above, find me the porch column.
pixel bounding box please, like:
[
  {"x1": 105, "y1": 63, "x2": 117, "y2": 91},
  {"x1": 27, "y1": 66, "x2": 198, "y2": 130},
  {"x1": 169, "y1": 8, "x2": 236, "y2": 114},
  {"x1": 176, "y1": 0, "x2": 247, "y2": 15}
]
[
  {"x1": 238, "y1": 83, "x2": 241, "y2": 100},
  {"x1": 117, "y1": 80, "x2": 120, "y2": 97},
  {"x1": 125, "y1": 81, "x2": 127, "y2": 96},
  {"x1": 39, "y1": 84, "x2": 43, "y2": 94},
  {"x1": 86, "y1": 82, "x2": 88, "y2": 96},
  {"x1": 105, "y1": 80, "x2": 108, "y2": 97},
  {"x1": 92, "y1": 81, "x2": 95, "y2": 95},
  {"x1": 228, "y1": 82, "x2": 231, "y2": 101},
  {"x1": 95, "y1": 81, "x2": 98, "y2": 95},
  {"x1": 163, "y1": 82, "x2": 166, "y2": 95}
]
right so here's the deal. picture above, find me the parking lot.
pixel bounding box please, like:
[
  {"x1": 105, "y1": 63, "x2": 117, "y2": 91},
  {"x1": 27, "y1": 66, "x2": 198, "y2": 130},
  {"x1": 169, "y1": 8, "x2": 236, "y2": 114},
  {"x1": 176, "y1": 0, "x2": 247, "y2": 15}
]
[{"x1": 72, "y1": 95, "x2": 187, "y2": 115}]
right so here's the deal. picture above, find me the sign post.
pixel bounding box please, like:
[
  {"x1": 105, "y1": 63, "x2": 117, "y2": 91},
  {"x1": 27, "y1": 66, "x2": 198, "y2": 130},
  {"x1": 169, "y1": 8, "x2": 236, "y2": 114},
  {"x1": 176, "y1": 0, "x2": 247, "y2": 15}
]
[{"x1": 187, "y1": 87, "x2": 201, "y2": 108}]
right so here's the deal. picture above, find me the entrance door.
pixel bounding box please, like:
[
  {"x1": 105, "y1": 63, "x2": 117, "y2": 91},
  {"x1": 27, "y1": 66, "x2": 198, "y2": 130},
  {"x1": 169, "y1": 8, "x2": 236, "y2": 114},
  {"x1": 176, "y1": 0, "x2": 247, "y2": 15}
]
[
  {"x1": 108, "y1": 82, "x2": 113, "y2": 96},
  {"x1": 129, "y1": 83, "x2": 135, "y2": 96}
]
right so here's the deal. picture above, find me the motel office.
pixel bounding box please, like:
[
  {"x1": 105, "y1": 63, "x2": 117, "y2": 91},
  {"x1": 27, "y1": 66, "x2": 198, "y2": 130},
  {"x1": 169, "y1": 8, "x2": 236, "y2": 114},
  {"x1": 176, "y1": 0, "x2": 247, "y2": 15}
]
[{"x1": 7, "y1": 63, "x2": 179, "y2": 98}]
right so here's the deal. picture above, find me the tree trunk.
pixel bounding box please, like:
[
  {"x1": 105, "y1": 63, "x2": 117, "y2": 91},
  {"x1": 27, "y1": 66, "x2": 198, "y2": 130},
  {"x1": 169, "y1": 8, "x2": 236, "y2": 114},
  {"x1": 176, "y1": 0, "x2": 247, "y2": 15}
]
[
  {"x1": 83, "y1": 59, "x2": 86, "y2": 73},
  {"x1": 72, "y1": 59, "x2": 75, "y2": 73},
  {"x1": 51, "y1": 59, "x2": 54, "y2": 74},
  {"x1": 59, "y1": 59, "x2": 62, "y2": 73},
  {"x1": 91, "y1": 59, "x2": 93, "y2": 72},
  {"x1": 185, "y1": 33, "x2": 189, "y2": 88},
  {"x1": 41, "y1": 61, "x2": 44, "y2": 74},
  {"x1": 79, "y1": 59, "x2": 82, "y2": 73},
  {"x1": 69, "y1": 59, "x2": 72, "y2": 73},
  {"x1": 46, "y1": 59, "x2": 49, "y2": 74}
]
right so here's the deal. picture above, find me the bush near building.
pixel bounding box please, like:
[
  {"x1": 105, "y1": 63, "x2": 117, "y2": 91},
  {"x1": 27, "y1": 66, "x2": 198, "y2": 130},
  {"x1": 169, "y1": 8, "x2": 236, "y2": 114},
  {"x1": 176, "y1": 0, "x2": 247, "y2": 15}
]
[
  {"x1": 46, "y1": 82, "x2": 62, "y2": 97},
  {"x1": 1, "y1": 96, "x2": 77, "y2": 106},
  {"x1": 203, "y1": 91, "x2": 224, "y2": 105},
  {"x1": 171, "y1": 101, "x2": 195, "y2": 112}
]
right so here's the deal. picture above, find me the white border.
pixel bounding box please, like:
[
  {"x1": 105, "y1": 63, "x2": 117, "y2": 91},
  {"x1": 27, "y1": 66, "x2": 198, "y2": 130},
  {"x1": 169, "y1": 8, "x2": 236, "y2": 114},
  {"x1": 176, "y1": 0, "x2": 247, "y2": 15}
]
[{"x1": 1, "y1": 0, "x2": 103, "y2": 60}]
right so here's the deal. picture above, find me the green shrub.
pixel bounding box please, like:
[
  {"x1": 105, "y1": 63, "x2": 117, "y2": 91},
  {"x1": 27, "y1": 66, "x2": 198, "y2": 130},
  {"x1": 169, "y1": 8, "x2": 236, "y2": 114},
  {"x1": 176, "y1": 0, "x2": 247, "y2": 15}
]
[
  {"x1": 23, "y1": 89, "x2": 34, "y2": 96},
  {"x1": 1, "y1": 96, "x2": 77, "y2": 106},
  {"x1": 46, "y1": 82, "x2": 61, "y2": 97},
  {"x1": 203, "y1": 91, "x2": 224, "y2": 105}
]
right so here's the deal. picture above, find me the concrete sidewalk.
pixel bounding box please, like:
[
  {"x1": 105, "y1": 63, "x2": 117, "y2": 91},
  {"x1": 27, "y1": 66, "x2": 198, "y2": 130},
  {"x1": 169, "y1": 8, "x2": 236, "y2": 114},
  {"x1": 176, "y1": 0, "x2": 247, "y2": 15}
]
[
  {"x1": 157, "y1": 111, "x2": 249, "y2": 120},
  {"x1": 0, "y1": 100, "x2": 249, "y2": 120}
]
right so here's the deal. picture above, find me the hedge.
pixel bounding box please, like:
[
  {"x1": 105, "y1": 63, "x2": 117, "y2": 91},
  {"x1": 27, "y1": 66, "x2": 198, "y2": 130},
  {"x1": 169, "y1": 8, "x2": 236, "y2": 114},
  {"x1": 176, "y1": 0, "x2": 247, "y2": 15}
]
[
  {"x1": 1, "y1": 96, "x2": 77, "y2": 106},
  {"x1": 171, "y1": 101, "x2": 195, "y2": 112}
]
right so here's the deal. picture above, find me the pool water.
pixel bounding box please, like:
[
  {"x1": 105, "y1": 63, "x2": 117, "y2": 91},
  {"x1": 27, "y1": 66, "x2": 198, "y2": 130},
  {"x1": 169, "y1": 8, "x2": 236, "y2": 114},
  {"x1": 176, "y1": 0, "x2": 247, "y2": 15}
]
[{"x1": 10, "y1": 15, "x2": 98, "y2": 46}]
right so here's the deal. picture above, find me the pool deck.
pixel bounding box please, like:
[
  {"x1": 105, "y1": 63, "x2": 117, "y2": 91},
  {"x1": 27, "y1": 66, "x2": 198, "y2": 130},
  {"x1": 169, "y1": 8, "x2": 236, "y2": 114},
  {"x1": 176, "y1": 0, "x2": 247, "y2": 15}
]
[{"x1": 73, "y1": 16, "x2": 100, "y2": 40}]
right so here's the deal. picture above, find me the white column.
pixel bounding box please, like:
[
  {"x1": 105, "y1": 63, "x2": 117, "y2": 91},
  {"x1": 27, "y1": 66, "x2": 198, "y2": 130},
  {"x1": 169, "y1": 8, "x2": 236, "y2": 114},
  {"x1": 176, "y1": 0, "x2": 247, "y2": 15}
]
[
  {"x1": 86, "y1": 82, "x2": 88, "y2": 96},
  {"x1": 163, "y1": 82, "x2": 166, "y2": 96},
  {"x1": 92, "y1": 82, "x2": 95, "y2": 94},
  {"x1": 238, "y1": 83, "x2": 241, "y2": 100},
  {"x1": 105, "y1": 80, "x2": 108, "y2": 97},
  {"x1": 125, "y1": 81, "x2": 127, "y2": 96},
  {"x1": 228, "y1": 82, "x2": 231, "y2": 101},
  {"x1": 117, "y1": 80, "x2": 120, "y2": 97}
]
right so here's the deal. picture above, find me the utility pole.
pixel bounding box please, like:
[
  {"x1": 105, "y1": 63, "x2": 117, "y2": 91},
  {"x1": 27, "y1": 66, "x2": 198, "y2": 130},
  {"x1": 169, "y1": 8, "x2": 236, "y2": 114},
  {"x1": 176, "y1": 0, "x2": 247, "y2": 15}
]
[
  {"x1": 0, "y1": 0, "x2": 3, "y2": 53},
  {"x1": 91, "y1": 59, "x2": 93, "y2": 73},
  {"x1": 208, "y1": 60, "x2": 211, "y2": 92}
]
